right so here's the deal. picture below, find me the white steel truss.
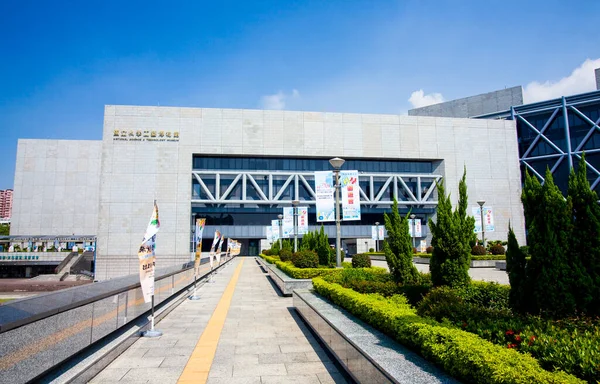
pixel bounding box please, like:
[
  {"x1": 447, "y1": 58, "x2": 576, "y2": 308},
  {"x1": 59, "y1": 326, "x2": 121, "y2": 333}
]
[{"x1": 191, "y1": 170, "x2": 441, "y2": 206}]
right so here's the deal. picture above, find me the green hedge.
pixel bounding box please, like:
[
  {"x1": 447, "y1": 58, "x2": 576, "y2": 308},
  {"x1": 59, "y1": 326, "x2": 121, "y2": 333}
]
[
  {"x1": 259, "y1": 254, "x2": 280, "y2": 264},
  {"x1": 412, "y1": 253, "x2": 433, "y2": 258},
  {"x1": 312, "y1": 278, "x2": 582, "y2": 384},
  {"x1": 275, "y1": 261, "x2": 339, "y2": 279},
  {"x1": 413, "y1": 254, "x2": 507, "y2": 261}
]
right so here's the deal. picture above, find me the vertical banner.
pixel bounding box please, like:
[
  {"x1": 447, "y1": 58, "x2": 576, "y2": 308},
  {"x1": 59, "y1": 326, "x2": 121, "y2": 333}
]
[
  {"x1": 314, "y1": 171, "x2": 335, "y2": 222},
  {"x1": 340, "y1": 170, "x2": 361, "y2": 220},
  {"x1": 137, "y1": 202, "x2": 160, "y2": 304},
  {"x1": 420, "y1": 239, "x2": 427, "y2": 253},
  {"x1": 216, "y1": 235, "x2": 224, "y2": 263},
  {"x1": 473, "y1": 207, "x2": 495, "y2": 233},
  {"x1": 408, "y1": 219, "x2": 422, "y2": 237},
  {"x1": 209, "y1": 230, "x2": 221, "y2": 268},
  {"x1": 266, "y1": 226, "x2": 273, "y2": 242},
  {"x1": 283, "y1": 207, "x2": 294, "y2": 238},
  {"x1": 371, "y1": 226, "x2": 385, "y2": 240},
  {"x1": 194, "y1": 218, "x2": 206, "y2": 272},
  {"x1": 271, "y1": 219, "x2": 280, "y2": 241},
  {"x1": 298, "y1": 207, "x2": 309, "y2": 234}
]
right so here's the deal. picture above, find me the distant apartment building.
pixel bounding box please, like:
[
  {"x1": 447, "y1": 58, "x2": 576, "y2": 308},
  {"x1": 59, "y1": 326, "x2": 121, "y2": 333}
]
[{"x1": 0, "y1": 189, "x2": 13, "y2": 220}]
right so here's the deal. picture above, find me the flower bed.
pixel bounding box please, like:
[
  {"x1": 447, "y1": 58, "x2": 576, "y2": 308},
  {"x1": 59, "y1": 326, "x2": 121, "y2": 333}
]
[
  {"x1": 274, "y1": 260, "x2": 339, "y2": 279},
  {"x1": 312, "y1": 277, "x2": 583, "y2": 384}
]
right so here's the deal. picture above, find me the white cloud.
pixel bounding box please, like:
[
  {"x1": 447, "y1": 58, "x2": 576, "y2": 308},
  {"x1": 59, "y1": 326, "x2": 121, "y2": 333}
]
[
  {"x1": 260, "y1": 89, "x2": 300, "y2": 110},
  {"x1": 408, "y1": 89, "x2": 445, "y2": 108},
  {"x1": 523, "y1": 58, "x2": 600, "y2": 103}
]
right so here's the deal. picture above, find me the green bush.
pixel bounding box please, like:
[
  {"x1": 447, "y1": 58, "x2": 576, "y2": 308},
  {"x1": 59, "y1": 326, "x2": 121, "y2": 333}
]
[
  {"x1": 270, "y1": 241, "x2": 280, "y2": 256},
  {"x1": 471, "y1": 245, "x2": 487, "y2": 255},
  {"x1": 369, "y1": 248, "x2": 375, "y2": 253},
  {"x1": 313, "y1": 278, "x2": 583, "y2": 384},
  {"x1": 259, "y1": 253, "x2": 279, "y2": 264},
  {"x1": 279, "y1": 249, "x2": 292, "y2": 262},
  {"x1": 490, "y1": 244, "x2": 506, "y2": 255},
  {"x1": 351, "y1": 253, "x2": 371, "y2": 268},
  {"x1": 412, "y1": 253, "x2": 433, "y2": 258},
  {"x1": 383, "y1": 199, "x2": 421, "y2": 284},
  {"x1": 426, "y1": 246, "x2": 434, "y2": 254},
  {"x1": 275, "y1": 260, "x2": 336, "y2": 279},
  {"x1": 471, "y1": 255, "x2": 506, "y2": 260},
  {"x1": 341, "y1": 261, "x2": 352, "y2": 268},
  {"x1": 292, "y1": 250, "x2": 319, "y2": 269},
  {"x1": 263, "y1": 249, "x2": 272, "y2": 256}
]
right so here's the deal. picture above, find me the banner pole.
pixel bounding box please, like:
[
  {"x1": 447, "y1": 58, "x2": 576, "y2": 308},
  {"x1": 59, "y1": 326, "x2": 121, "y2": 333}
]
[
  {"x1": 144, "y1": 294, "x2": 162, "y2": 337},
  {"x1": 189, "y1": 269, "x2": 200, "y2": 300}
]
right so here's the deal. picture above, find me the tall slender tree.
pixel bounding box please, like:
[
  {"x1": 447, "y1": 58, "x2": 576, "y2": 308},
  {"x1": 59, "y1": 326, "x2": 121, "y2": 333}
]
[
  {"x1": 429, "y1": 168, "x2": 473, "y2": 287},
  {"x1": 383, "y1": 198, "x2": 420, "y2": 284},
  {"x1": 505, "y1": 224, "x2": 527, "y2": 313},
  {"x1": 567, "y1": 154, "x2": 600, "y2": 315}
]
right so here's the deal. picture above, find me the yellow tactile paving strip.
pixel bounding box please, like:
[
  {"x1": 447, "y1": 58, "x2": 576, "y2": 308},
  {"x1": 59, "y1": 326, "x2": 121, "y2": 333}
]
[{"x1": 177, "y1": 258, "x2": 245, "y2": 383}]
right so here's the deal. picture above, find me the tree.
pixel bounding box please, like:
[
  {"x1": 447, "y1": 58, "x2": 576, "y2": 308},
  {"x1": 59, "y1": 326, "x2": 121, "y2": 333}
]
[
  {"x1": 315, "y1": 225, "x2": 330, "y2": 266},
  {"x1": 383, "y1": 198, "x2": 420, "y2": 284},
  {"x1": 428, "y1": 167, "x2": 473, "y2": 287},
  {"x1": 522, "y1": 169, "x2": 580, "y2": 317},
  {"x1": 0, "y1": 223, "x2": 9, "y2": 236},
  {"x1": 567, "y1": 154, "x2": 600, "y2": 316},
  {"x1": 505, "y1": 224, "x2": 527, "y2": 313}
]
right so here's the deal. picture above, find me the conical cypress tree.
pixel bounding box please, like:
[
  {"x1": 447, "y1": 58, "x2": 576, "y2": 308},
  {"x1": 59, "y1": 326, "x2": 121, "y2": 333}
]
[
  {"x1": 383, "y1": 198, "x2": 421, "y2": 284},
  {"x1": 429, "y1": 168, "x2": 472, "y2": 287},
  {"x1": 567, "y1": 154, "x2": 599, "y2": 315},
  {"x1": 316, "y1": 225, "x2": 330, "y2": 266},
  {"x1": 523, "y1": 169, "x2": 577, "y2": 317},
  {"x1": 505, "y1": 224, "x2": 527, "y2": 313}
]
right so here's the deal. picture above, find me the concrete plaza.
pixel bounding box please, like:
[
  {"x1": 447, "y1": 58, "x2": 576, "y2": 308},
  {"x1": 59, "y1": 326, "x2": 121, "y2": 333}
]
[{"x1": 90, "y1": 256, "x2": 347, "y2": 384}]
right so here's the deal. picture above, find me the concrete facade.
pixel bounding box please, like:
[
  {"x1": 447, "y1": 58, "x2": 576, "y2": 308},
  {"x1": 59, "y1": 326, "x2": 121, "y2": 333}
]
[
  {"x1": 11, "y1": 140, "x2": 101, "y2": 236},
  {"x1": 596, "y1": 68, "x2": 600, "y2": 90},
  {"x1": 408, "y1": 86, "x2": 523, "y2": 118}
]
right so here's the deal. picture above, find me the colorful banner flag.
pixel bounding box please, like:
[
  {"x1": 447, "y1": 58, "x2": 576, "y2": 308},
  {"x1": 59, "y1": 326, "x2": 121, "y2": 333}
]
[
  {"x1": 297, "y1": 207, "x2": 308, "y2": 234},
  {"x1": 340, "y1": 170, "x2": 361, "y2": 220},
  {"x1": 209, "y1": 230, "x2": 221, "y2": 268},
  {"x1": 137, "y1": 202, "x2": 160, "y2": 303},
  {"x1": 194, "y1": 218, "x2": 206, "y2": 273},
  {"x1": 314, "y1": 171, "x2": 335, "y2": 222},
  {"x1": 371, "y1": 225, "x2": 385, "y2": 240},
  {"x1": 408, "y1": 219, "x2": 422, "y2": 237},
  {"x1": 266, "y1": 226, "x2": 273, "y2": 242},
  {"x1": 283, "y1": 208, "x2": 294, "y2": 238},
  {"x1": 271, "y1": 219, "x2": 280, "y2": 240},
  {"x1": 230, "y1": 240, "x2": 241, "y2": 256},
  {"x1": 473, "y1": 206, "x2": 495, "y2": 233},
  {"x1": 216, "y1": 235, "x2": 224, "y2": 263}
]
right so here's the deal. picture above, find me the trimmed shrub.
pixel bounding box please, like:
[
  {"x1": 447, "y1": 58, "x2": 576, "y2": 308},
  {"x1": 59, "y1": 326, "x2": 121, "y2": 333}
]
[
  {"x1": 369, "y1": 248, "x2": 375, "y2": 253},
  {"x1": 312, "y1": 278, "x2": 583, "y2": 384},
  {"x1": 351, "y1": 253, "x2": 371, "y2": 268},
  {"x1": 263, "y1": 249, "x2": 272, "y2": 256},
  {"x1": 270, "y1": 241, "x2": 280, "y2": 256},
  {"x1": 279, "y1": 249, "x2": 292, "y2": 262},
  {"x1": 275, "y1": 260, "x2": 336, "y2": 279},
  {"x1": 292, "y1": 250, "x2": 319, "y2": 269},
  {"x1": 471, "y1": 255, "x2": 506, "y2": 260},
  {"x1": 489, "y1": 244, "x2": 506, "y2": 255},
  {"x1": 426, "y1": 246, "x2": 434, "y2": 254},
  {"x1": 471, "y1": 245, "x2": 487, "y2": 255}
]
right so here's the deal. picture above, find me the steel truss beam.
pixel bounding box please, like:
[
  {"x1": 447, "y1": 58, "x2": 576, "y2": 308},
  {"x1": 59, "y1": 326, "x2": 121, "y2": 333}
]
[
  {"x1": 516, "y1": 98, "x2": 600, "y2": 188},
  {"x1": 191, "y1": 170, "x2": 441, "y2": 206}
]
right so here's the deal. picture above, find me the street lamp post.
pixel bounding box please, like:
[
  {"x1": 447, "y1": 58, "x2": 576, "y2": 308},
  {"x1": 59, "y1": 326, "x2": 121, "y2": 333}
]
[
  {"x1": 292, "y1": 200, "x2": 299, "y2": 253},
  {"x1": 375, "y1": 222, "x2": 380, "y2": 252},
  {"x1": 410, "y1": 214, "x2": 416, "y2": 249},
  {"x1": 329, "y1": 157, "x2": 345, "y2": 268},
  {"x1": 477, "y1": 200, "x2": 486, "y2": 248},
  {"x1": 277, "y1": 214, "x2": 283, "y2": 250}
]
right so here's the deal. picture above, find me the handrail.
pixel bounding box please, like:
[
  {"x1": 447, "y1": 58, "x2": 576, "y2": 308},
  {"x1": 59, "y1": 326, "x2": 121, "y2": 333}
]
[{"x1": 54, "y1": 251, "x2": 78, "y2": 274}]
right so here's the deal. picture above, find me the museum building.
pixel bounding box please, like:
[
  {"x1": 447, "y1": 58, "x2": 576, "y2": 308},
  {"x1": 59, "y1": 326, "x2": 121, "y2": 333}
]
[{"x1": 10, "y1": 106, "x2": 526, "y2": 280}]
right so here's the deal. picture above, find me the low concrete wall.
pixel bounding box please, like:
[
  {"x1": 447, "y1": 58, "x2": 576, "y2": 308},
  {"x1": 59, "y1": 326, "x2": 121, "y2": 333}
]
[
  {"x1": 265, "y1": 262, "x2": 312, "y2": 296},
  {"x1": 413, "y1": 257, "x2": 503, "y2": 268},
  {"x1": 0, "y1": 255, "x2": 234, "y2": 383},
  {"x1": 294, "y1": 290, "x2": 459, "y2": 383}
]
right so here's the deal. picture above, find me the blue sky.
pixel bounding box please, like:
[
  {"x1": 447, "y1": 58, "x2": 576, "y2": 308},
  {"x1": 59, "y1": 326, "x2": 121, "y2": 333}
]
[{"x1": 1, "y1": 0, "x2": 599, "y2": 189}]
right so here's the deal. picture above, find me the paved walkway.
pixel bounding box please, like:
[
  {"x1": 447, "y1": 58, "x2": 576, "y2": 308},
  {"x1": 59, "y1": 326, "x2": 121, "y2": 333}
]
[{"x1": 90, "y1": 256, "x2": 346, "y2": 384}]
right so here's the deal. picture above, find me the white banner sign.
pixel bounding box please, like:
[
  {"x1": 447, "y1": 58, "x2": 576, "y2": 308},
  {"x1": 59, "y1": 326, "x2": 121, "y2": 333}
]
[
  {"x1": 473, "y1": 206, "x2": 495, "y2": 233},
  {"x1": 283, "y1": 207, "x2": 294, "y2": 238},
  {"x1": 371, "y1": 226, "x2": 385, "y2": 240},
  {"x1": 314, "y1": 171, "x2": 335, "y2": 222},
  {"x1": 271, "y1": 219, "x2": 280, "y2": 240},
  {"x1": 297, "y1": 207, "x2": 308, "y2": 234},
  {"x1": 408, "y1": 219, "x2": 422, "y2": 237},
  {"x1": 340, "y1": 170, "x2": 361, "y2": 221},
  {"x1": 266, "y1": 226, "x2": 273, "y2": 242},
  {"x1": 420, "y1": 240, "x2": 427, "y2": 253}
]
